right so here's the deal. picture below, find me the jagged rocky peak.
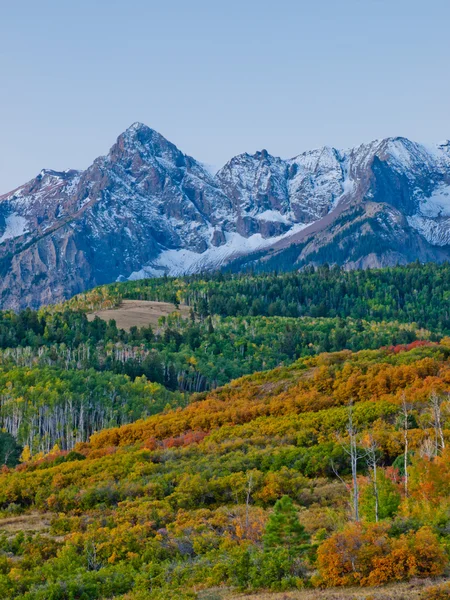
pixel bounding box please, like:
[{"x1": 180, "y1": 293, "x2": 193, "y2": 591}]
[
  {"x1": 434, "y1": 140, "x2": 450, "y2": 168},
  {"x1": 286, "y1": 146, "x2": 347, "y2": 222},
  {"x1": 104, "y1": 122, "x2": 219, "y2": 189},
  {"x1": 107, "y1": 122, "x2": 186, "y2": 168},
  {"x1": 0, "y1": 167, "x2": 80, "y2": 202},
  {"x1": 117, "y1": 122, "x2": 178, "y2": 154},
  {"x1": 375, "y1": 137, "x2": 437, "y2": 171},
  {"x1": 290, "y1": 145, "x2": 342, "y2": 171},
  {"x1": 216, "y1": 150, "x2": 289, "y2": 213},
  {"x1": 254, "y1": 148, "x2": 270, "y2": 160},
  {"x1": 1, "y1": 123, "x2": 450, "y2": 310},
  {"x1": 215, "y1": 149, "x2": 281, "y2": 182},
  {"x1": 216, "y1": 155, "x2": 291, "y2": 239}
]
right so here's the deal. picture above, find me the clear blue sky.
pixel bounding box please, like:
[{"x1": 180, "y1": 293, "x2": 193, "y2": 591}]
[{"x1": 1, "y1": 0, "x2": 449, "y2": 193}]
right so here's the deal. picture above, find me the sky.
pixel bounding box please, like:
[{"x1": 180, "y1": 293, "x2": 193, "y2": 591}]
[{"x1": 0, "y1": 0, "x2": 449, "y2": 193}]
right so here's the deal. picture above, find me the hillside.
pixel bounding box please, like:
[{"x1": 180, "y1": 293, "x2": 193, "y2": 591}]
[
  {"x1": 1, "y1": 123, "x2": 450, "y2": 309},
  {"x1": 3, "y1": 2, "x2": 450, "y2": 599},
  {"x1": 0, "y1": 342, "x2": 449, "y2": 598},
  {"x1": 67, "y1": 262, "x2": 450, "y2": 333},
  {"x1": 0, "y1": 264, "x2": 445, "y2": 451},
  {"x1": 0, "y1": 264, "x2": 446, "y2": 453},
  {"x1": 0, "y1": 265, "x2": 447, "y2": 598}
]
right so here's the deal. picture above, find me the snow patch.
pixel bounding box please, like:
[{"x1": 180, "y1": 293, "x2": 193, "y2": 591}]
[
  {"x1": 0, "y1": 214, "x2": 29, "y2": 243},
  {"x1": 255, "y1": 210, "x2": 291, "y2": 224},
  {"x1": 127, "y1": 225, "x2": 308, "y2": 280},
  {"x1": 407, "y1": 214, "x2": 450, "y2": 246},
  {"x1": 407, "y1": 184, "x2": 450, "y2": 245},
  {"x1": 417, "y1": 184, "x2": 450, "y2": 217},
  {"x1": 341, "y1": 175, "x2": 355, "y2": 196},
  {"x1": 384, "y1": 139, "x2": 416, "y2": 168}
]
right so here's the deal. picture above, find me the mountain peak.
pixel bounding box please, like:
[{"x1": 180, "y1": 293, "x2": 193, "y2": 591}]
[
  {"x1": 2, "y1": 129, "x2": 450, "y2": 310},
  {"x1": 108, "y1": 122, "x2": 185, "y2": 166},
  {"x1": 120, "y1": 121, "x2": 164, "y2": 143},
  {"x1": 126, "y1": 121, "x2": 148, "y2": 132},
  {"x1": 254, "y1": 149, "x2": 270, "y2": 160},
  {"x1": 122, "y1": 122, "x2": 166, "y2": 140}
]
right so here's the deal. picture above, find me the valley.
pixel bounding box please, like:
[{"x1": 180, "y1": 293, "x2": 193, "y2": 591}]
[{"x1": 2, "y1": 3, "x2": 449, "y2": 599}]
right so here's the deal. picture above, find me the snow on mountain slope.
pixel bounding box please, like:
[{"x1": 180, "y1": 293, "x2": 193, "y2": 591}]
[
  {"x1": 0, "y1": 215, "x2": 29, "y2": 243},
  {"x1": 0, "y1": 168, "x2": 82, "y2": 243},
  {"x1": 418, "y1": 183, "x2": 450, "y2": 218},
  {"x1": 407, "y1": 214, "x2": 450, "y2": 246},
  {"x1": 215, "y1": 150, "x2": 292, "y2": 237},
  {"x1": 0, "y1": 123, "x2": 450, "y2": 309},
  {"x1": 287, "y1": 146, "x2": 348, "y2": 221},
  {"x1": 406, "y1": 183, "x2": 450, "y2": 246},
  {"x1": 127, "y1": 224, "x2": 309, "y2": 279}
]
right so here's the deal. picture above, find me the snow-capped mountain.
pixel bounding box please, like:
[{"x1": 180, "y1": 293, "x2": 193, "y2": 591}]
[{"x1": 1, "y1": 123, "x2": 450, "y2": 309}]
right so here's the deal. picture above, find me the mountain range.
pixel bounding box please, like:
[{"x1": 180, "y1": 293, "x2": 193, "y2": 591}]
[{"x1": 1, "y1": 122, "x2": 450, "y2": 309}]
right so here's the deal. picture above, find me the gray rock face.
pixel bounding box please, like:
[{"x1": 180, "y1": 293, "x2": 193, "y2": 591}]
[{"x1": 1, "y1": 124, "x2": 450, "y2": 309}]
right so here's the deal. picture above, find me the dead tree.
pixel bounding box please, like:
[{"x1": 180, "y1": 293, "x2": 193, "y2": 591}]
[
  {"x1": 430, "y1": 391, "x2": 445, "y2": 455},
  {"x1": 365, "y1": 435, "x2": 379, "y2": 522},
  {"x1": 338, "y1": 401, "x2": 368, "y2": 522},
  {"x1": 401, "y1": 395, "x2": 409, "y2": 497}
]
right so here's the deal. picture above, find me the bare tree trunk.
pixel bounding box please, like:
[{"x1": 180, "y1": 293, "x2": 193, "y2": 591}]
[
  {"x1": 430, "y1": 391, "x2": 445, "y2": 454},
  {"x1": 366, "y1": 436, "x2": 379, "y2": 522},
  {"x1": 335, "y1": 401, "x2": 368, "y2": 522},
  {"x1": 402, "y1": 395, "x2": 409, "y2": 497},
  {"x1": 348, "y1": 402, "x2": 360, "y2": 522}
]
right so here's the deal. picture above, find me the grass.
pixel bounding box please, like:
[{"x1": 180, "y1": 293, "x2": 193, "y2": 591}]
[
  {"x1": 197, "y1": 578, "x2": 450, "y2": 600},
  {"x1": 86, "y1": 299, "x2": 190, "y2": 330},
  {"x1": 0, "y1": 511, "x2": 53, "y2": 535}
]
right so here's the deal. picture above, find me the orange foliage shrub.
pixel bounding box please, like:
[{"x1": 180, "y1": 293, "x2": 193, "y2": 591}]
[
  {"x1": 316, "y1": 523, "x2": 446, "y2": 587},
  {"x1": 87, "y1": 445, "x2": 118, "y2": 460},
  {"x1": 85, "y1": 344, "x2": 450, "y2": 453}
]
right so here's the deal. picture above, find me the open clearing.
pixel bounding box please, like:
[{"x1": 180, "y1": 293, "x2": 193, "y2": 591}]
[
  {"x1": 87, "y1": 299, "x2": 190, "y2": 330},
  {"x1": 0, "y1": 512, "x2": 53, "y2": 535},
  {"x1": 199, "y1": 578, "x2": 450, "y2": 599}
]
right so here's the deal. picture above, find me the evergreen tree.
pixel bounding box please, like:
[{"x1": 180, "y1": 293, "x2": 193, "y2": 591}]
[
  {"x1": 0, "y1": 431, "x2": 22, "y2": 467},
  {"x1": 263, "y1": 496, "x2": 309, "y2": 557}
]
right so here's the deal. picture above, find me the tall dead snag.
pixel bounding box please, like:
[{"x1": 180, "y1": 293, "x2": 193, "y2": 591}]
[
  {"x1": 401, "y1": 395, "x2": 409, "y2": 498},
  {"x1": 342, "y1": 401, "x2": 367, "y2": 522},
  {"x1": 332, "y1": 401, "x2": 370, "y2": 522},
  {"x1": 430, "y1": 391, "x2": 445, "y2": 455},
  {"x1": 365, "y1": 435, "x2": 379, "y2": 522}
]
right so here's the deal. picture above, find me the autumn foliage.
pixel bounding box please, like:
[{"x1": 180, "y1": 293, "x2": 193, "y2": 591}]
[
  {"x1": 316, "y1": 523, "x2": 446, "y2": 587},
  {"x1": 0, "y1": 341, "x2": 448, "y2": 598}
]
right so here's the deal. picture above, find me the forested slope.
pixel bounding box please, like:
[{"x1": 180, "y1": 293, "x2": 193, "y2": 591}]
[
  {"x1": 0, "y1": 264, "x2": 448, "y2": 597},
  {"x1": 0, "y1": 342, "x2": 448, "y2": 598},
  {"x1": 67, "y1": 262, "x2": 450, "y2": 332},
  {"x1": 0, "y1": 264, "x2": 446, "y2": 454}
]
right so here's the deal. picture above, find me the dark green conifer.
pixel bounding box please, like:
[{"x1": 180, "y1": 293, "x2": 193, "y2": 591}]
[{"x1": 263, "y1": 496, "x2": 309, "y2": 557}]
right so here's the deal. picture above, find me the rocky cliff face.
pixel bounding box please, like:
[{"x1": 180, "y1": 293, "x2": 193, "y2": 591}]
[{"x1": 1, "y1": 124, "x2": 450, "y2": 309}]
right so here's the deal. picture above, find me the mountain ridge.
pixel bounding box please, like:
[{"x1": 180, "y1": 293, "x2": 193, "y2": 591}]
[{"x1": 1, "y1": 123, "x2": 450, "y2": 309}]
